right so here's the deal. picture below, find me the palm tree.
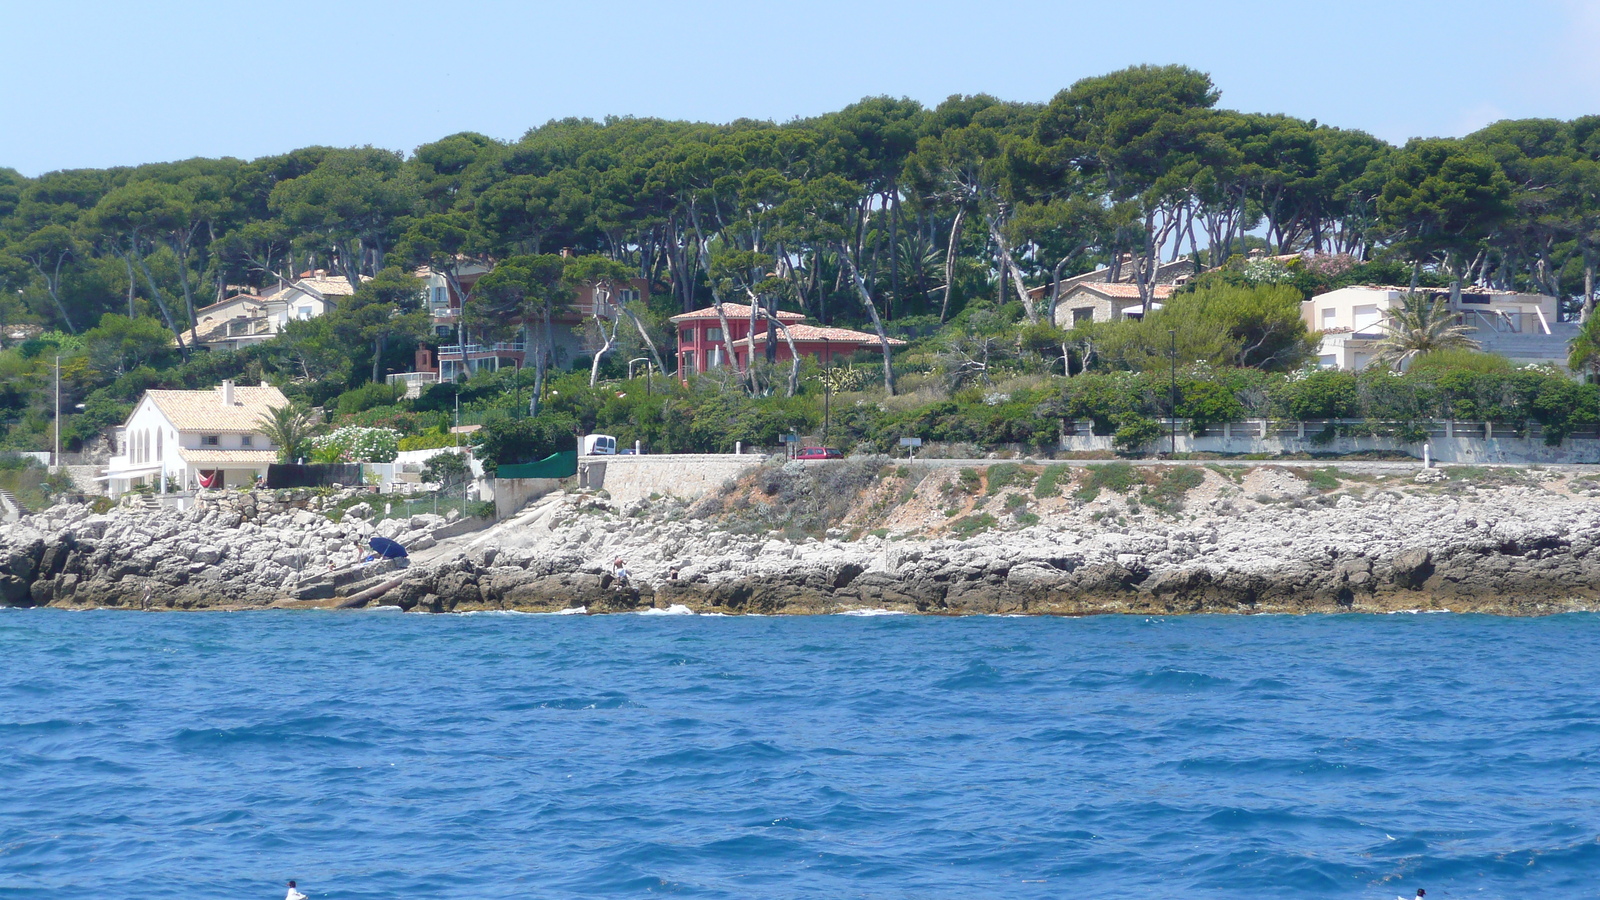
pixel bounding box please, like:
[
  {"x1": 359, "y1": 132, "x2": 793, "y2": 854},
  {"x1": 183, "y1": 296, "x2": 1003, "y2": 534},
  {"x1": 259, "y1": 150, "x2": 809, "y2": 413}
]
[
  {"x1": 256, "y1": 403, "x2": 316, "y2": 463},
  {"x1": 1569, "y1": 315, "x2": 1600, "y2": 382},
  {"x1": 1370, "y1": 294, "x2": 1480, "y2": 371}
]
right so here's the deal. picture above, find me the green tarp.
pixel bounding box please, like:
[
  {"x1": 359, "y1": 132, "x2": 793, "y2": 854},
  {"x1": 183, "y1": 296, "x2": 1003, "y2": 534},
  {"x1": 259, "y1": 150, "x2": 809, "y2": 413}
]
[{"x1": 495, "y1": 451, "x2": 578, "y2": 480}]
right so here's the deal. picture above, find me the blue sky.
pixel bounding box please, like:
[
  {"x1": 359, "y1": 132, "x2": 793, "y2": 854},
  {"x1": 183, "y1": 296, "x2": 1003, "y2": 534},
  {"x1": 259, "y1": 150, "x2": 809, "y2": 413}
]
[{"x1": 2, "y1": 0, "x2": 1595, "y2": 175}]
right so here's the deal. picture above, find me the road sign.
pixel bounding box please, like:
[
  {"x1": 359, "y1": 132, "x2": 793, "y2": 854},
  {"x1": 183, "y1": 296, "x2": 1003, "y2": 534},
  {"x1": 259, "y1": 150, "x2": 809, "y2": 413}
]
[
  {"x1": 899, "y1": 437, "x2": 923, "y2": 447},
  {"x1": 779, "y1": 434, "x2": 799, "y2": 443}
]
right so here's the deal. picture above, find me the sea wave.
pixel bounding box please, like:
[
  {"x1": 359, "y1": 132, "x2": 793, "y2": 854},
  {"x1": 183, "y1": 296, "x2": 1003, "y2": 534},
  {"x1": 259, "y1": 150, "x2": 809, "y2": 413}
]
[{"x1": 0, "y1": 610, "x2": 1596, "y2": 899}]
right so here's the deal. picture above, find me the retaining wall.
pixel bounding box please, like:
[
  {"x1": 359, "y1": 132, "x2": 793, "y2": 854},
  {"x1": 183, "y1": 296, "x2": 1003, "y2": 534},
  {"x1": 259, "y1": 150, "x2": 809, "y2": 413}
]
[
  {"x1": 581, "y1": 454, "x2": 767, "y2": 504},
  {"x1": 1060, "y1": 419, "x2": 1600, "y2": 464}
]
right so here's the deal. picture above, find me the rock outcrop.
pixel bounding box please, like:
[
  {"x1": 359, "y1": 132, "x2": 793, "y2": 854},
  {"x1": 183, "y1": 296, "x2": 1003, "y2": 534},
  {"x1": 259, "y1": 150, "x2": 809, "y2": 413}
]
[{"x1": 3, "y1": 466, "x2": 1598, "y2": 616}]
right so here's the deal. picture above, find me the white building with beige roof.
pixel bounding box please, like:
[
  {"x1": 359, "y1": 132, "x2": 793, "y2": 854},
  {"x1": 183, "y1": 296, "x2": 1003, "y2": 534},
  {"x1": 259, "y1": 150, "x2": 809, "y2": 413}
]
[
  {"x1": 103, "y1": 380, "x2": 289, "y2": 498},
  {"x1": 1304, "y1": 285, "x2": 1572, "y2": 371}
]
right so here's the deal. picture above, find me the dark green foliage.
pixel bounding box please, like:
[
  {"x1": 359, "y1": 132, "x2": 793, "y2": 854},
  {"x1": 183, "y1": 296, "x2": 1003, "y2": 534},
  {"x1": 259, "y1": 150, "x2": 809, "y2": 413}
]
[
  {"x1": 335, "y1": 381, "x2": 405, "y2": 415},
  {"x1": 1113, "y1": 416, "x2": 1164, "y2": 453},
  {"x1": 420, "y1": 450, "x2": 470, "y2": 492},
  {"x1": 474, "y1": 413, "x2": 578, "y2": 474}
]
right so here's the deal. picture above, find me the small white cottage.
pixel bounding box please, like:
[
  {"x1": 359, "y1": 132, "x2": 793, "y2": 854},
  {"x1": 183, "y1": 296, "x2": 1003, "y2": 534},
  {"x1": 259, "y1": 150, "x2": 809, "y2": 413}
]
[{"x1": 103, "y1": 380, "x2": 288, "y2": 497}]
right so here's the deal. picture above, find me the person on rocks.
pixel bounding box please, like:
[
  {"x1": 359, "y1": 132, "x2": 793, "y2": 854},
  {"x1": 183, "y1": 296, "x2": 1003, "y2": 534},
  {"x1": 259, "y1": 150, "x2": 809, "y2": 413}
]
[
  {"x1": 667, "y1": 566, "x2": 679, "y2": 581},
  {"x1": 285, "y1": 880, "x2": 308, "y2": 900},
  {"x1": 612, "y1": 558, "x2": 630, "y2": 589}
]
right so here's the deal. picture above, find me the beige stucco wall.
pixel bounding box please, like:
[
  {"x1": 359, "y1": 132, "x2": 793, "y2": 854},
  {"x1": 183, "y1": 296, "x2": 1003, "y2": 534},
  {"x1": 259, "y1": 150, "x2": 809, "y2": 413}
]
[{"x1": 583, "y1": 454, "x2": 766, "y2": 503}]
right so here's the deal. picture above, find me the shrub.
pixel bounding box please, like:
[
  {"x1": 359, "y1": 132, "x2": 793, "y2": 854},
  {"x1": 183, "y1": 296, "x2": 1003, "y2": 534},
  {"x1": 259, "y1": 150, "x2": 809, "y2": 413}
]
[
  {"x1": 1113, "y1": 416, "x2": 1164, "y2": 453},
  {"x1": 335, "y1": 381, "x2": 405, "y2": 416},
  {"x1": 310, "y1": 426, "x2": 400, "y2": 463},
  {"x1": 949, "y1": 513, "x2": 996, "y2": 538},
  {"x1": 1074, "y1": 462, "x2": 1141, "y2": 501},
  {"x1": 1035, "y1": 464, "x2": 1072, "y2": 498},
  {"x1": 1140, "y1": 466, "x2": 1203, "y2": 515},
  {"x1": 397, "y1": 431, "x2": 460, "y2": 452},
  {"x1": 985, "y1": 462, "x2": 1034, "y2": 494}
]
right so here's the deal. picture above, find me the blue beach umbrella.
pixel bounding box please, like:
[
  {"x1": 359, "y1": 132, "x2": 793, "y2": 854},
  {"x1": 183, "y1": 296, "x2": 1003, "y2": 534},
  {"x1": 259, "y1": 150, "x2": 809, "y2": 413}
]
[{"x1": 368, "y1": 537, "x2": 408, "y2": 559}]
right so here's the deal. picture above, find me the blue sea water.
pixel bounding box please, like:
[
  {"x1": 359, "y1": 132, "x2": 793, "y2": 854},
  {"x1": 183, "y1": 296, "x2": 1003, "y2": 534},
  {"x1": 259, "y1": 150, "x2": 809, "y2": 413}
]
[{"x1": 1, "y1": 610, "x2": 1597, "y2": 900}]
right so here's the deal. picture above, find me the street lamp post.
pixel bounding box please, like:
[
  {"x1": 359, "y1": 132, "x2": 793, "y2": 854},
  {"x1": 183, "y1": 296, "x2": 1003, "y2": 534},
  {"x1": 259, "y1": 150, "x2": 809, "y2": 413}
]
[
  {"x1": 1168, "y1": 329, "x2": 1177, "y2": 457},
  {"x1": 821, "y1": 336, "x2": 831, "y2": 442}
]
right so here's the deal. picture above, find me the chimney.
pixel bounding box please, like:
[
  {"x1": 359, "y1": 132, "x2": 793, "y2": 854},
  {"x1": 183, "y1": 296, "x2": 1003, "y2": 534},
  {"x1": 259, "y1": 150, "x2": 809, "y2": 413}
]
[{"x1": 221, "y1": 380, "x2": 235, "y2": 406}]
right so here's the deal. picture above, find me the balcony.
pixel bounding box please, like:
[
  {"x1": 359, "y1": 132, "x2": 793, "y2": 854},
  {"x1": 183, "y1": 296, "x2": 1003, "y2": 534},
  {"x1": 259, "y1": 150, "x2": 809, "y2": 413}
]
[
  {"x1": 386, "y1": 371, "x2": 440, "y2": 399},
  {"x1": 436, "y1": 342, "x2": 527, "y2": 361}
]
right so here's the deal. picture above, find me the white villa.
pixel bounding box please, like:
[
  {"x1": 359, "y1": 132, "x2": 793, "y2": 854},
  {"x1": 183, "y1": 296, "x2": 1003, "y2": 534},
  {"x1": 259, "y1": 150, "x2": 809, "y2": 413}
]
[
  {"x1": 103, "y1": 380, "x2": 288, "y2": 498},
  {"x1": 1305, "y1": 285, "x2": 1574, "y2": 371},
  {"x1": 180, "y1": 272, "x2": 364, "y2": 351}
]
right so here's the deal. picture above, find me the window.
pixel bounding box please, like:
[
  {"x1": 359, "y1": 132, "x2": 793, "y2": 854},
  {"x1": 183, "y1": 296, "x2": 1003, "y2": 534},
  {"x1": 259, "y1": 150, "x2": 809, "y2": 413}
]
[
  {"x1": 202, "y1": 435, "x2": 220, "y2": 447},
  {"x1": 706, "y1": 327, "x2": 723, "y2": 342},
  {"x1": 1321, "y1": 307, "x2": 1337, "y2": 327},
  {"x1": 618, "y1": 288, "x2": 639, "y2": 304},
  {"x1": 297, "y1": 306, "x2": 313, "y2": 319},
  {"x1": 1319, "y1": 354, "x2": 1338, "y2": 368},
  {"x1": 1352, "y1": 304, "x2": 1381, "y2": 333},
  {"x1": 431, "y1": 286, "x2": 447, "y2": 307},
  {"x1": 681, "y1": 329, "x2": 692, "y2": 344},
  {"x1": 240, "y1": 435, "x2": 254, "y2": 447},
  {"x1": 1072, "y1": 307, "x2": 1094, "y2": 325},
  {"x1": 682, "y1": 350, "x2": 695, "y2": 371}
]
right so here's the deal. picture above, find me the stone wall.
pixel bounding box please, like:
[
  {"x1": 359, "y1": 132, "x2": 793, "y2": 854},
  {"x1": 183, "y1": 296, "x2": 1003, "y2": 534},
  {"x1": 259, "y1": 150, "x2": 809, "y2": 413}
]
[
  {"x1": 582, "y1": 454, "x2": 766, "y2": 503},
  {"x1": 1060, "y1": 420, "x2": 1600, "y2": 464}
]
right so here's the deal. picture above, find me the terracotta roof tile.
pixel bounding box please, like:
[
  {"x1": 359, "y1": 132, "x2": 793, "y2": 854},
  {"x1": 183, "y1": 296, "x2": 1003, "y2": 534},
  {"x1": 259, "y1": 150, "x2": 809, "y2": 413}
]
[
  {"x1": 750, "y1": 323, "x2": 907, "y2": 345},
  {"x1": 146, "y1": 384, "x2": 289, "y2": 432},
  {"x1": 1066, "y1": 283, "x2": 1176, "y2": 300},
  {"x1": 176, "y1": 449, "x2": 281, "y2": 465},
  {"x1": 669, "y1": 303, "x2": 806, "y2": 322}
]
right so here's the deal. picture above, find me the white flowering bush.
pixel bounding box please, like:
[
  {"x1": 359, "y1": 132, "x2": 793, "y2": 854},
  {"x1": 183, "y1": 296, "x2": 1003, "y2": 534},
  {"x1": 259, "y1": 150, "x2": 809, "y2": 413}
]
[
  {"x1": 1241, "y1": 256, "x2": 1294, "y2": 285},
  {"x1": 310, "y1": 426, "x2": 399, "y2": 463}
]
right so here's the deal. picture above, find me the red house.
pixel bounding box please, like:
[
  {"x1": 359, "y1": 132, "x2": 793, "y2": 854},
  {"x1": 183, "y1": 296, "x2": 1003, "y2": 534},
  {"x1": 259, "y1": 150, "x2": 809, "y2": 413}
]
[{"x1": 670, "y1": 303, "x2": 905, "y2": 376}]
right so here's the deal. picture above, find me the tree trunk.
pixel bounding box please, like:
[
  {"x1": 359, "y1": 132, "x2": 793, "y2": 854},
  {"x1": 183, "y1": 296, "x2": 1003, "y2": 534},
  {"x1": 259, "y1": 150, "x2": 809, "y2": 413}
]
[
  {"x1": 44, "y1": 253, "x2": 75, "y2": 333},
  {"x1": 124, "y1": 254, "x2": 137, "y2": 317},
  {"x1": 985, "y1": 212, "x2": 1036, "y2": 318},
  {"x1": 131, "y1": 244, "x2": 188, "y2": 355},
  {"x1": 940, "y1": 207, "x2": 965, "y2": 323},
  {"x1": 888, "y1": 188, "x2": 901, "y2": 320},
  {"x1": 372, "y1": 332, "x2": 386, "y2": 383},
  {"x1": 758, "y1": 307, "x2": 802, "y2": 397},
  {"x1": 1584, "y1": 257, "x2": 1596, "y2": 323},
  {"x1": 588, "y1": 317, "x2": 618, "y2": 387},
  {"x1": 839, "y1": 247, "x2": 895, "y2": 396}
]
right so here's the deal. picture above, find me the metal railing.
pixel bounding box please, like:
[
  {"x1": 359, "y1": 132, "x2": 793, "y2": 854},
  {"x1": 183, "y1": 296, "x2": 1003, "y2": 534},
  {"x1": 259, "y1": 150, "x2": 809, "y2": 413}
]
[{"x1": 436, "y1": 342, "x2": 527, "y2": 359}]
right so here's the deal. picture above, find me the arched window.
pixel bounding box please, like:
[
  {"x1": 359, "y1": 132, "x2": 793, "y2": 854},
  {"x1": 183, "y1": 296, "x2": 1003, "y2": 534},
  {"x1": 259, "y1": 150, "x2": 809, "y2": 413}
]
[{"x1": 156, "y1": 430, "x2": 163, "y2": 460}]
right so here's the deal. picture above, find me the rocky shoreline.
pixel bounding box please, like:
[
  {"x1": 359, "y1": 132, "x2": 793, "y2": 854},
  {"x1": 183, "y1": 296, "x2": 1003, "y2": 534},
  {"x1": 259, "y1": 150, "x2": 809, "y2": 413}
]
[{"x1": 3, "y1": 461, "x2": 1599, "y2": 617}]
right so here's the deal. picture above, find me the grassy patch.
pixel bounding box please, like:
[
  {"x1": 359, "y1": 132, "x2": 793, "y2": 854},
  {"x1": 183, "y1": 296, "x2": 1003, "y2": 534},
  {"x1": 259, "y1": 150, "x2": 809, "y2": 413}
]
[
  {"x1": 1301, "y1": 467, "x2": 1342, "y2": 492},
  {"x1": 984, "y1": 463, "x2": 1035, "y2": 495},
  {"x1": 1205, "y1": 463, "x2": 1246, "y2": 484},
  {"x1": 1003, "y1": 493, "x2": 1029, "y2": 510},
  {"x1": 1012, "y1": 510, "x2": 1040, "y2": 527},
  {"x1": 1035, "y1": 464, "x2": 1072, "y2": 498},
  {"x1": 1073, "y1": 462, "x2": 1141, "y2": 502},
  {"x1": 1138, "y1": 466, "x2": 1204, "y2": 515},
  {"x1": 949, "y1": 513, "x2": 997, "y2": 539}
]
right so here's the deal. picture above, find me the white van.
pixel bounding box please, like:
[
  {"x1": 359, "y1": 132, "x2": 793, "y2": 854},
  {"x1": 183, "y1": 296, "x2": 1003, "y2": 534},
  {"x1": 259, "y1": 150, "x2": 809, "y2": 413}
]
[{"x1": 581, "y1": 434, "x2": 618, "y2": 456}]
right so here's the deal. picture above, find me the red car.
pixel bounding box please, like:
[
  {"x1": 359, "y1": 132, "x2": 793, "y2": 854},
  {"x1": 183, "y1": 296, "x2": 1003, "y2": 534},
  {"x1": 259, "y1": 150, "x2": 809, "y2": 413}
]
[{"x1": 794, "y1": 446, "x2": 843, "y2": 460}]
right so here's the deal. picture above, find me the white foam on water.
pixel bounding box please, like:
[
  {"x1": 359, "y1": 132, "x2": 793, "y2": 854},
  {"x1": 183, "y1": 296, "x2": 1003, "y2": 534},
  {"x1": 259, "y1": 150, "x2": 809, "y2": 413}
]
[
  {"x1": 637, "y1": 604, "x2": 695, "y2": 616},
  {"x1": 835, "y1": 608, "x2": 906, "y2": 617},
  {"x1": 556, "y1": 606, "x2": 588, "y2": 615}
]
